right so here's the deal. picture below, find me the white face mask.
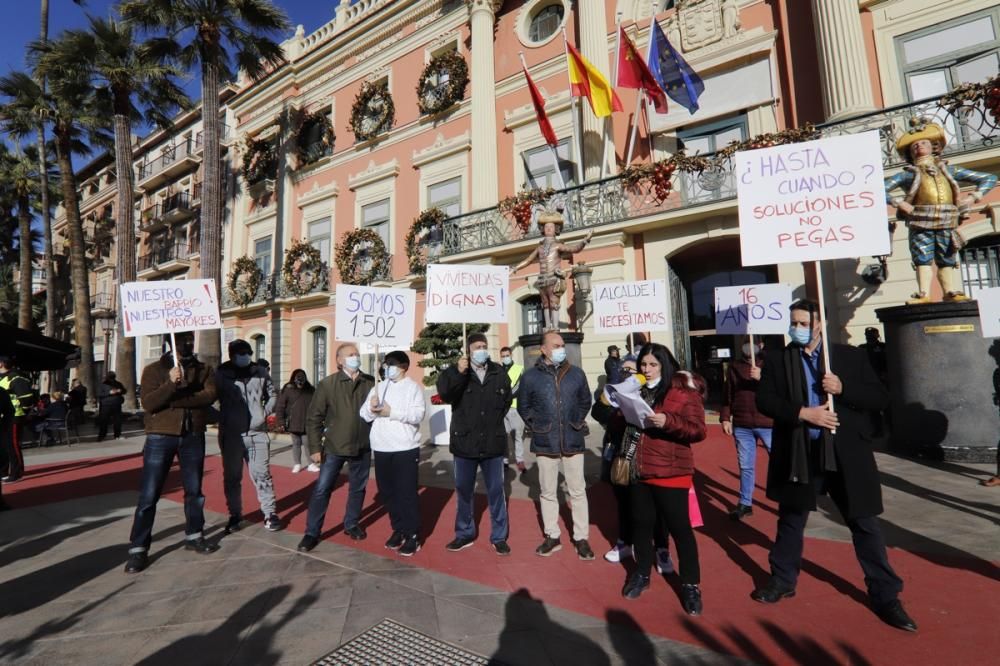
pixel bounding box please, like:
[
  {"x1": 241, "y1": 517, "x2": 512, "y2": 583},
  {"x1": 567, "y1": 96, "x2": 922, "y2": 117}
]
[
  {"x1": 344, "y1": 355, "x2": 361, "y2": 370},
  {"x1": 385, "y1": 365, "x2": 401, "y2": 380},
  {"x1": 645, "y1": 377, "x2": 661, "y2": 389}
]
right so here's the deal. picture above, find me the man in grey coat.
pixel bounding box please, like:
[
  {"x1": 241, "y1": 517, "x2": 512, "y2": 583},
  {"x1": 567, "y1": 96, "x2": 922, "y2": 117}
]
[{"x1": 215, "y1": 339, "x2": 281, "y2": 533}]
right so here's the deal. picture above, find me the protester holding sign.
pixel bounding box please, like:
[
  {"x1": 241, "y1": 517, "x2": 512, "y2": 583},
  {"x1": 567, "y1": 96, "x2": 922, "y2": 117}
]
[{"x1": 752, "y1": 300, "x2": 916, "y2": 633}]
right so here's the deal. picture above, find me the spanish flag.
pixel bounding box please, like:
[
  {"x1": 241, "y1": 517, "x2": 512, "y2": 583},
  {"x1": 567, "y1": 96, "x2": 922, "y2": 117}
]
[{"x1": 566, "y1": 41, "x2": 623, "y2": 118}]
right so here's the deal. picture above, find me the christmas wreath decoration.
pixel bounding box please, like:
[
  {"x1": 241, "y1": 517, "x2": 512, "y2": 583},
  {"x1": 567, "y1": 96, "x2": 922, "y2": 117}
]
[
  {"x1": 941, "y1": 74, "x2": 1000, "y2": 125},
  {"x1": 241, "y1": 134, "x2": 278, "y2": 186},
  {"x1": 227, "y1": 255, "x2": 263, "y2": 307},
  {"x1": 498, "y1": 188, "x2": 555, "y2": 234},
  {"x1": 350, "y1": 80, "x2": 395, "y2": 142},
  {"x1": 282, "y1": 238, "x2": 324, "y2": 296},
  {"x1": 417, "y1": 51, "x2": 469, "y2": 115},
  {"x1": 294, "y1": 110, "x2": 335, "y2": 168},
  {"x1": 405, "y1": 208, "x2": 448, "y2": 275},
  {"x1": 335, "y1": 227, "x2": 391, "y2": 286}
]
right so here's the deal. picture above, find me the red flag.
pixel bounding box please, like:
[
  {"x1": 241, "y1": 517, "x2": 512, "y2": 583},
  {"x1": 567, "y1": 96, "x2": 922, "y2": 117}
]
[
  {"x1": 616, "y1": 27, "x2": 668, "y2": 114},
  {"x1": 523, "y1": 65, "x2": 559, "y2": 147}
]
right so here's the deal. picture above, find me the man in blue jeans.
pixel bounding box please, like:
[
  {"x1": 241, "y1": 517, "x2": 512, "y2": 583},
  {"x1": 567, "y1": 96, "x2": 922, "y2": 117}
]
[
  {"x1": 125, "y1": 331, "x2": 219, "y2": 573},
  {"x1": 297, "y1": 343, "x2": 375, "y2": 552}
]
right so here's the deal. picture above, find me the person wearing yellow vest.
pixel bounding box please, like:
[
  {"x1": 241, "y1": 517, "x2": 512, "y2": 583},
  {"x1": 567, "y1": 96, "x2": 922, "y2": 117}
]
[
  {"x1": 0, "y1": 384, "x2": 13, "y2": 508},
  {"x1": 500, "y1": 346, "x2": 526, "y2": 474},
  {"x1": 0, "y1": 355, "x2": 33, "y2": 483}
]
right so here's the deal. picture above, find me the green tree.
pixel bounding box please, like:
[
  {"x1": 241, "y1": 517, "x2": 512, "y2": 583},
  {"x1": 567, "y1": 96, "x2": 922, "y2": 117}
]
[
  {"x1": 119, "y1": 0, "x2": 290, "y2": 367},
  {"x1": 0, "y1": 144, "x2": 44, "y2": 329},
  {"x1": 411, "y1": 323, "x2": 490, "y2": 387}
]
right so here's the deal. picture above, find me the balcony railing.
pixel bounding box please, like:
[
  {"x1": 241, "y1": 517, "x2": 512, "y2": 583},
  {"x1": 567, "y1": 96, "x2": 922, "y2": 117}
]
[
  {"x1": 221, "y1": 265, "x2": 332, "y2": 309},
  {"x1": 439, "y1": 93, "x2": 1000, "y2": 257},
  {"x1": 195, "y1": 124, "x2": 231, "y2": 150},
  {"x1": 138, "y1": 139, "x2": 196, "y2": 181},
  {"x1": 138, "y1": 243, "x2": 192, "y2": 273},
  {"x1": 91, "y1": 292, "x2": 115, "y2": 312}
]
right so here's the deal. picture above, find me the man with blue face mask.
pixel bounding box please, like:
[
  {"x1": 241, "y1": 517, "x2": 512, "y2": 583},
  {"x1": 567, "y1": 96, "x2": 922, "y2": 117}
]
[
  {"x1": 518, "y1": 331, "x2": 594, "y2": 560},
  {"x1": 753, "y1": 299, "x2": 916, "y2": 633},
  {"x1": 215, "y1": 339, "x2": 281, "y2": 534},
  {"x1": 437, "y1": 332, "x2": 513, "y2": 555}
]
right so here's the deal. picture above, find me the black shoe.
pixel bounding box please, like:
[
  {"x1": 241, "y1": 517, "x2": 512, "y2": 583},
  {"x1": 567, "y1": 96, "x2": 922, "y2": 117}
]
[
  {"x1": 399, "y1": 536, "x2": 420, "y2": 557},
  {"x1": 184, "y1": 537, "x2": 219, "y2": 554},
  {"x1": 535, "y1": 537, "x2": 561, "y2": 557},
  {"x1": 729, "y1": 504, "x2": 753, "y2": 520},
  {"x1": 385, "y1": 531, "x2": 405, "y2": 550},
  {"x1": 874, "y1": 599, "x2": 917, "y2": 632},
  {"x1": 344, "y1": 525, "x2": 367, "y2": 541},
  {"x1": 124, "y1": 552, "x2": 148, "y2": 574},
  {"x1": 264, "y1": 514, "x2": 283, "y2": 532},
  {"x1": 751, "y1": 579, "x2": 796, "y2": 604},
  {"x1": 0, "y1": 500, "x2": 10, "y2": 511},
  {"x1": 492, "y1": 540, "x2": 511, "y2": 556},
  {"x1": 297, "y1": 535, "x2": 319, "y2": 552},
  {"x1": 224, "y1": 515, "x2": 243, "y2": 534},
  {"x1": 681, "y1": 584, "x2": 703, "y2": 616},
  {"x1": 622, "y1": 572, "x2": 650, "y2": 600},
  {"x1": 573, "y1": 539, "x2": 595, "y2": 561},
  {"x1": 446, "y1": 536, "x2": 475, "y2": 552}
]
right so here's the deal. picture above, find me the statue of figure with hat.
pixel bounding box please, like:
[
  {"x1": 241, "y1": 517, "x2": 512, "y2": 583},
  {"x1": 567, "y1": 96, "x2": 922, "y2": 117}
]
[
  {"x1": 514, "y1": 208, "x2": 593, "y2": 331},
  {"x1": 884, "y1": 117, "x2": 997, "y2": 304}
]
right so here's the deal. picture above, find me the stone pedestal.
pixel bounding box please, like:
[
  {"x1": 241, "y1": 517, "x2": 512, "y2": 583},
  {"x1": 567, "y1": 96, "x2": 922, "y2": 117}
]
[
  {"x1": 518, "y1": 332, "x2": 584, "y2": 369},
  {"x1": 876, "y1": 301, "x2": 999, "y2": 462}
]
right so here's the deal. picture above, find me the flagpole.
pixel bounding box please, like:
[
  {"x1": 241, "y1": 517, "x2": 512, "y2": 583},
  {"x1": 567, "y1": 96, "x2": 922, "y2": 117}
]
[
  {"x1": 562, "y1": 29, "x2": 586, "y2": 186},
  {"x1": 644, "y1": 5, "x2": 660, "y2": 159},
  {"x1": 625, "y1": 90, "x2": 645, "y2": 166},
  {"x1": 521, "y1": 52, "x2": 569, "y2": 192},
  {"x1": 602, "y1": 15, "x2": 623, "y2": 181}
]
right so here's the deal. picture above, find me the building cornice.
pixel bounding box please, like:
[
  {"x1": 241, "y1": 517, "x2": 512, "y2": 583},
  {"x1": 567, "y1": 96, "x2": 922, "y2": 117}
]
[
  {"x1": 412, "y1": 130, "x2": 472, "y2": 168},
  {"x1": 348, "y1": 158, "x2": 401, "y2": 190},
  {"x1": 296, "y1": 181, "x2": 341, "y2": 208}
]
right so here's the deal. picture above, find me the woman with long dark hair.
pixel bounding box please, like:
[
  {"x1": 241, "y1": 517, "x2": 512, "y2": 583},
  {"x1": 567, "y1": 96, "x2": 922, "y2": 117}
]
[
  {"x1": 275, "y1": 369, "x2": 315, "y2": 473},
  {"x1": 622, "y1": 343, "x2": 707, "y2": 615}
]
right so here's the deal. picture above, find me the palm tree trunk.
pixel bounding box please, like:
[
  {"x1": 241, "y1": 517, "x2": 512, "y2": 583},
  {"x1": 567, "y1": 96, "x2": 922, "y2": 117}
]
[
  {"x1": 17, "y1": 197, "x2": 33, "y2": 329},
  {"x1": 39, "y1": 0, "x2": 57, "y2": 391},
  {"x1": 55, "y1": 127, "x2": 96, "y2": 402},
  {"x1": 199, "y1": 62, "x2": 222, "y2": 368},
  {"x1": 112, "y1": 106, "x2": 137, "y2": 410}
]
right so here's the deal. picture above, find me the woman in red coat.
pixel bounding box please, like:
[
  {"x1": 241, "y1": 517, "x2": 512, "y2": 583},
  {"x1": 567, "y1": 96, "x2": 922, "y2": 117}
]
[{"x1": 622, "y1": 343, "x2": 707, "y2": 615}]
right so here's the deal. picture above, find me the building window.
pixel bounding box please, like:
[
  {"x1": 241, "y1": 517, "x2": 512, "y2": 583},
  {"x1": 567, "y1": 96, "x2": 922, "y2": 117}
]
[
  {"x1": 896, "y1": 8, "x2": 1000, "y2": 101},
  {"x1": 522, "y1": 139, "x2": 575, "y2": 190},
  {"x1": 657, "y1": 0, "x2": 676, "y2": 10},
  {"x1": 521, "y1": 296, "x2": 543, "y2": 336},
  {"x1": 147, "y1": 334, "x2": 167, "y2": 360},
  {"x1": 960, "y1": 236, "x2": 1000, "y2": 297},
  {"x1": 254, "y1": 236, "x2": 272, "y2": 276},
  {"x1": 312, "y1": 327, "x2": 327, "y2": 382},
  {"x1": 361, "y1": 199, "x2": 391, "y2": 251},
  {"x1": 253, "y1": 335, "x2": 266, "y2": 361},
  {"x1": 676, "y1": 114, "x2": 747, "y2": 203},
  {"x1": 308, "y1": 218, "x2": 331, "y2": 265},
  {"x1": 528, "y1": 4, "x2": 565, "y2": 43},
  {"x1": 427, "y1": 177, "x2": 462, "y2": 217}
]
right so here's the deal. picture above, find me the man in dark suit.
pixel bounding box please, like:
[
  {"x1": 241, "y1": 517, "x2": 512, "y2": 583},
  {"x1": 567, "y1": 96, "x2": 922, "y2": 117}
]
[{"x1": 752, "y1": 299, "x2": 916, "y2": 632}]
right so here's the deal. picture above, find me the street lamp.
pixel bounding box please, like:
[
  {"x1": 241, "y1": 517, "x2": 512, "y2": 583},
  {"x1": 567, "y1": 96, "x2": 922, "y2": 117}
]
[{"x1": 97, "y1": 310, "x2": 116, "y2": 379}]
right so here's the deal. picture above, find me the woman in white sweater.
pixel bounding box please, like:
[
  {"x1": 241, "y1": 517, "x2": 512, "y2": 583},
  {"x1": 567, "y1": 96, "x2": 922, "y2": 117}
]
[{"x1": 360, "y1": 350, "x2": 427, "y2": 556}]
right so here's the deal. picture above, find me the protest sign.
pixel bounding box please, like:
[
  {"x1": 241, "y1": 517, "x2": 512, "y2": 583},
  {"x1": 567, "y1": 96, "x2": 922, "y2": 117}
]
[
  {"x1": 592, "y1": 279, "x2": 670, "y2": 334},
  {"x1": 424, "y1": 264, "x2": 509, "y2": 324},
  {"x1": 119, "y1": 279, "x2": 222, "y2": 337},
  {"x1": 976, "y1": 287, "x2": 1000, "y2": 338},
  {"x1": 335, "y1": 284, "x2": 416, "y2": 348},
  {"x1": 736, "y1": 131, "x2": 890, "y2": 266},
  {"x1": 715, "y1": 284, "x2": 793, "y2": 335}
]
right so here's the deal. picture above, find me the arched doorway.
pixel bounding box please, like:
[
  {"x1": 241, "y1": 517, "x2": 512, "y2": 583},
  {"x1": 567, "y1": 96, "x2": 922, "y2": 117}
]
[{"x1": 667, "y1": 237, "x2": 778, "y2": 407}]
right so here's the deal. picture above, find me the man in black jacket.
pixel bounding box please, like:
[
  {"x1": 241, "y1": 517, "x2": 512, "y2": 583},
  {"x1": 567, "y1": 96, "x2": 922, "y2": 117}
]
[
  {"x1": 753, "y1": 299, "x2": 916, "y2": 632},
  {"x1": 437, "y1": 333, "x2": 513, "y2": 555},
  {"x1": 97, "y1": 371, "x2": 126, "y2": 441}
]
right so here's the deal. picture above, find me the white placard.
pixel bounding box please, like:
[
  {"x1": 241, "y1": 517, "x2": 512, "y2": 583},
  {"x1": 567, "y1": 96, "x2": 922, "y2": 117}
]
[
  {"x1": 977, "y1": 287, "x2": 1000, "y2": 338},
  {"x1": 592, "y1": 279, "x2": 670, "y2": 334},
  {"x1": 736, "y1": 131, "x2": 890, "y2": 266},
  {"x1": 715, "y1": 284, "x2": 793, "y2": 335},
  {"x1": 424, "y1": 264, "x2": 510, "y2": 324},
  {"x1": 119, "y1": 279, "x2": 222, "y2": 337},
  {"x1": 335, "y1": 284, "x2": 416, "y2": 348}
]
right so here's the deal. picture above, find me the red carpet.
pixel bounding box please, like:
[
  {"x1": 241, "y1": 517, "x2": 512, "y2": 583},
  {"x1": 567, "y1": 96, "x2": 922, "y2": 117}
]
[{"x1": 7, "y1": 428, "x2": 999, "y2": 665}]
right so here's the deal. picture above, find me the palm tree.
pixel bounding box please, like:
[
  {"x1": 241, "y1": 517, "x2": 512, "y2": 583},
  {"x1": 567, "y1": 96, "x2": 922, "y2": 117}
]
[
  {"x1": 119, "y1": 0, "x2": 290, "y2": 367},
  {"x1": 0, "y1": 144, "x2": 44, "y2": 329},
  {"x1": 52, "y1": 16, "x2": 190, "y2": 410}
]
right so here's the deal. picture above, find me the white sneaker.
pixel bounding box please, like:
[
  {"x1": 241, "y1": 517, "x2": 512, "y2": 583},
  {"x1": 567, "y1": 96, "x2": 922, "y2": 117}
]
[
  {"x1": 655, "y1": 548, "x2": 674, "y2": 575},
  {"x1": 291, "y1": 464, "x2": 302, "y2": 474},
  {"x1": 306, "y1": 463, "x2": 321, "y2": 473},
  {"x1": 603, "y1": 543, "x2": 633, "y2": 563}
]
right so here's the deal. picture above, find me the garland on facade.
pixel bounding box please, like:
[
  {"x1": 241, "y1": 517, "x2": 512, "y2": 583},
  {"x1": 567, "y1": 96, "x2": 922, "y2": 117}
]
[
  {"x1": 334, "y1": 227, "x2": 390, "y2": 286},
  {"x1": 281, "y1": 238, "x2": 324, "y2": 296},
  {"x1": 294, "y1": 109, "x2": 335, "y2": 168},
  {"x1": 404, "y1": 208, "x2": 447, "y2": 275},
  {"x1": 416, "y1": 51, "x2": 469, "y2": 115},
  {"x1": 498, "y1": 187, "x2": 555, "y2": 233},
  {"x1": 241, "y1": 134, "x2": 279, "y2": 186},
  {"x1": 350, "y1": 80, "x2": 395, "y2": 142},
  {"x1": 227, "y1": 255, "x2": 263, "y2": 307},
  {"x1": 941, "y1": 73, "x2": 1000, "y2": 124}
]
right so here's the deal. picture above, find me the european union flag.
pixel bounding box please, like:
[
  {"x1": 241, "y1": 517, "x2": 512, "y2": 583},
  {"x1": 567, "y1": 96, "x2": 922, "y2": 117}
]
[{"x1": 648, "y1": 20, "x2": 704, "y2": 114}]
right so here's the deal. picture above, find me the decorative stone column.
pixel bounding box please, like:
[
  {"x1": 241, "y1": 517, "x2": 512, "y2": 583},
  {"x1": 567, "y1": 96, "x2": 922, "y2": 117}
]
[
  {"x1": 469, "y1": 0, "x2": 500, "y2": 208},
  {"x1": 578, "y1": 0, "x2": 614, "y2": 179},
  {"x1": 811, "y1": 0, "x2": 876, "y2": 121}
]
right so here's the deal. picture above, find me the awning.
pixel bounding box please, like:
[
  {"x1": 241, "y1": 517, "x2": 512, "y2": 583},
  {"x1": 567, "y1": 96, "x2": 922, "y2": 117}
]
[{"x1": 0, "y1": 323, "x2": 81, "y2": 371}]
